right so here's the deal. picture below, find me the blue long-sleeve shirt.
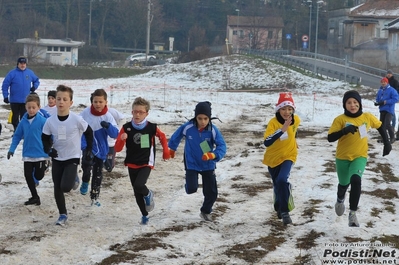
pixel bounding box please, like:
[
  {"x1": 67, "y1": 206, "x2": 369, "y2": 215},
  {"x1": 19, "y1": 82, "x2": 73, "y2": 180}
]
[{"x1": 2, "y1": 67, "x2": 40, "y2": 103}]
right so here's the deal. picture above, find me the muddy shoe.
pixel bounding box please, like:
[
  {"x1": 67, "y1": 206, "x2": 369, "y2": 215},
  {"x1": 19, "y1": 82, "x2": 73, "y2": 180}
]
[
  {"x1": 200, "y1": 212, "x2": 213, "y2": 222},
  {"x1": 56, "y1": 214, "x2": 68, "y2": 226},
  {"x1": 144, "y1": 190, "x2": 154, "y2": 212},
  {"x1": 348, "y1": 210, "x2": 359, "y2": 227},
  {"x1": 335, "y1": 197, "x2": 345, "y2": 216},
  {"x1": 24, "y1": 197, "x2": 41, "y2": 206},
  {"x1": 281, "y1": 212, "x2": 292, "y2": 225}
]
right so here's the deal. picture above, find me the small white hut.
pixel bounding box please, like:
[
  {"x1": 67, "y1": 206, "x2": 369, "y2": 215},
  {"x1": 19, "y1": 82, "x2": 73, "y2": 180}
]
[{"x1": 16, "y1": 37, "x2": 85, "y2": 66}]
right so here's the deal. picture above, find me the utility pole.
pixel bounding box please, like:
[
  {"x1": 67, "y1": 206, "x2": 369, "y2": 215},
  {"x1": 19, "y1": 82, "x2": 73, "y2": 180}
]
[
  {"x1": 146, "y1": 0, "x2": 152, "y2": 64},
  {"x1": 308, "y1": 0, "x2": 312, "y2": 52},
  {"x1": 313, "y1": 1, "x2": 323, "y2": 74},
  {"x1": 235, "y1": 9, "x2": 240, "y2": 53},
  {"x1": 89, "y1": 0, "x2": 92, "y2": 46}
]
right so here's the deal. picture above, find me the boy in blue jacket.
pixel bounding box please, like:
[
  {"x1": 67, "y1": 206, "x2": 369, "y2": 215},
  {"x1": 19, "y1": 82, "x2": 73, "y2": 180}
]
[
  {"x1": 79, "y1": 89, "x2": 119, "y2": 205},
  {"x1": 7, "y1": 93, "x2": 49, "y2": 205},
  {"x1": 168, "y1": 101, "x2": 227, "y2": 222}
]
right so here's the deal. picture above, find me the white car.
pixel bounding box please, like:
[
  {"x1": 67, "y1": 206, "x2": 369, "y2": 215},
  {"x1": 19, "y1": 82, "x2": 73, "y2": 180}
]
[{"x1": 127, "y1": 53, "x2": 156, "y2": 64}]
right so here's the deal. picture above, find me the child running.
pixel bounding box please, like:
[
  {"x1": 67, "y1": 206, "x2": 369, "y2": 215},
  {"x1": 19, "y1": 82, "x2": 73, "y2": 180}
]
[
  {"x1": 114, "y1": 97, "x2": 170, "y2": 225},
  {"x1": 262, "y1": 92, "x2": 300, "y2": 225},
  {"x1": 79, "y1": 89, "x2": 119, "y2": 205},
  {"x1": 328, "y1": 90, "x2": 391, "y2": 227},
  {"x1": 42, "y1": 85, "x2": 93, "y2": 225},
  {"x1": 168, "y1": 101, "x2": 227, "y2": 222},
  {"x1": 7, "y1": 93, "x2": 50, "y2": 206}
]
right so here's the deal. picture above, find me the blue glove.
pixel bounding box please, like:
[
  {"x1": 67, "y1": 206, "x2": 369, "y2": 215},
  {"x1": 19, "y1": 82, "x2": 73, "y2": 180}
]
[
  {"x1": 100, "y1": 121, "x2": 110, "y2": 129},
  {"x1": 4, "y1": 98, "x2": 9, "y2": 104}
]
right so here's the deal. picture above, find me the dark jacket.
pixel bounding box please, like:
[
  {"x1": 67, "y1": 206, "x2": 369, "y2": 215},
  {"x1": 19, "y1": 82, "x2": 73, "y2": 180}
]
[{"x1": 387, "y1": 75, "x2": 399, "y2": 92}]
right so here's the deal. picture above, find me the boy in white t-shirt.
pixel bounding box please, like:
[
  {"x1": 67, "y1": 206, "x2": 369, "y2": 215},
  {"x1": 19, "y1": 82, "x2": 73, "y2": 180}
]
[{"x1": 42, "y1": 85, "x2": 93, "y2": 226}]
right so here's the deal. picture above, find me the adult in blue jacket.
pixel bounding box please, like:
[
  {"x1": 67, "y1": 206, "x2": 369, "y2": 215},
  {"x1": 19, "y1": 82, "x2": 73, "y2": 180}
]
[
  {"x1": 375, "y1": 77, "x2": 399, "y2": 143},
  {"x1": 168, "y1": 101, "x2": 227, "y2": 222},
  {"x1": 2, "y1": 56, "x2": 40, "y2": 131}
]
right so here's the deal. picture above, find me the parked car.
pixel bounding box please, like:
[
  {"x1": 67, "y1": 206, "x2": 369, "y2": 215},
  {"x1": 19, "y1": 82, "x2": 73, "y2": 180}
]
[{"x1": 126, "y1": 53, "x2": 156, "y2": 65}]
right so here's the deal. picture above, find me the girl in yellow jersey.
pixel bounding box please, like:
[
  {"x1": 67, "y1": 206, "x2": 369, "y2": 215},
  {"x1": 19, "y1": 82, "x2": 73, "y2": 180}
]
[
  {"x1": 263, "y1": 92, "x2": 300, "y2": 225},
  {"x1": 328, "y1": 90, "x2": 391, "y2": 227}
]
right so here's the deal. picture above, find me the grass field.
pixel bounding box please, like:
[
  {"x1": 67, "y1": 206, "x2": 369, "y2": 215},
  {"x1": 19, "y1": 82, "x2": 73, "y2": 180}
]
[{"x1": 0, "y1": 64, "x2": 149, "y2": 80}]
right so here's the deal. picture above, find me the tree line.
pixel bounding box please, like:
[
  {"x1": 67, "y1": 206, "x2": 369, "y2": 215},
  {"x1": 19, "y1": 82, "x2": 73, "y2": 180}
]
[{"x1": 0, "y1": 0, "x2": 355, "y2": 61}]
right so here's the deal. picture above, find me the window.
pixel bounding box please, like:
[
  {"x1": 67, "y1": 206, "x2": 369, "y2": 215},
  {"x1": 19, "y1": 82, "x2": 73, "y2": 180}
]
[
  {"x1": 54, "y1": 46, "x2": 59, "y2": 51},
  {"x1": 233, "y1": 30, "x2": 237, "y2": 36},
  {"x1": 338, "y1": 22, "x2": 343, "y2": 36},
  {"x1": 329, "y1": 28, "x2": 335, "y2": 35},
  {"x1": 66, "y1": 47, "x2": 71, "y2": 52},
  {"x1": 47, "y1": 46, "x2": 52, "y2": 51},
  {"x1": 60, "y1": 47, "x2": 65, "y2": 52},
  {"x1": 238, "y1": 30, "x2": 244, "y2": 38},
  {"x1": 268, "y1": 30, "x2": 273, "y2": 39},
  {"x1": 376, "y1": 27, "x2": 380, "y2": 38},
  {"x1": 393, "y1": 33, "x2": 398, "y2": 51}
]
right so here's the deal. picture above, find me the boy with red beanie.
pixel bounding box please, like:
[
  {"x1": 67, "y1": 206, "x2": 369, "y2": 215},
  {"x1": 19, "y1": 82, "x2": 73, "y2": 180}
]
[
  {"x1": 262, "y1": 92, "x2": 300, "y2": 225},
  {"x1": 328, "y1": 90, "x2": 391, "y2": 227}
]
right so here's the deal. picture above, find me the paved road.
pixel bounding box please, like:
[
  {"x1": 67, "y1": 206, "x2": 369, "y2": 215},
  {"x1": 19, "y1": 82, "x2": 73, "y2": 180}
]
[{"x1": 288, "y1": 56, "x2": 382, "y2": 89}]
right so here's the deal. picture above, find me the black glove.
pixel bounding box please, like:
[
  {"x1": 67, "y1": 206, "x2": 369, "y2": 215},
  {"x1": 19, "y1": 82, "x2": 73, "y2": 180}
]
[
  {"x1": 374, "y1": 101, "x2": 380, "y2": 106},
  {"x1": 83, "y1": 149, "x2": 94, "y2": 162},
  {"x1": 378, "y1": 101, "x2": 385, "y2": 106},
  {"x1": 48, "y1": 148, "x2": 58, "y2": 158},
  {"x1": 342, "y1": 125, "x2": 358, "y2": 135},
  {"x1": 30, "y1": 86, "x2": 35, "y2": 92},
  {"x1": 100, "y1": 121, "x2": 110, "y2": 129},
  {"x1": 4, "y1": 98, "x2": 9, "y2": 104},
  {"x1": 7, "y1": 152, "x2": 13, "y2": 160},
  {"x1": 383, "y1": 142, "x2": 392, "y2": 156}
]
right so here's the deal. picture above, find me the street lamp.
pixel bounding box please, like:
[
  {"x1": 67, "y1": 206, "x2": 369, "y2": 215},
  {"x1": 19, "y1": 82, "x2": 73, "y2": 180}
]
[
  {"x1": 236, "y1": 8, "x2": 240, "y2": 53},
  {"x1": 308, "y1": 0, "x2": 312, "y2": 52},
  {"x1": 313, "y1": 1, "x2": 323, "y2": 74}
]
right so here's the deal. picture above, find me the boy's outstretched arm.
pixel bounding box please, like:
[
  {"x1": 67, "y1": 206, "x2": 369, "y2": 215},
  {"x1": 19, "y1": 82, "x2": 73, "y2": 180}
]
[
  {"x1": 156, "y1": 127, "x2": 170, "y2": 160},
  {"x1": 168, "y1": 124, "x2": 185, "y2": 151},
  {"x1": 114, "y1": 127, "x2": 127, "y2": 152}
]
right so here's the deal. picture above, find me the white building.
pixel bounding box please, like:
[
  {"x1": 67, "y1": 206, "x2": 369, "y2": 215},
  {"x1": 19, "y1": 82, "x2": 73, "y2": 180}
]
[{"x1": 16, "y1": 38, "x2": 85, "y2": 66}]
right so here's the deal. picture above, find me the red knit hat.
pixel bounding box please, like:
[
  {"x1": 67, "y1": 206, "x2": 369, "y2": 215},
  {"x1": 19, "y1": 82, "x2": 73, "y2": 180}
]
[
  {"x1": 275, "y1": 92, "x2": 296, "y2": 112},
  {"x1": 381, "y1": 77, "x2": 389, "y2": 83}
]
